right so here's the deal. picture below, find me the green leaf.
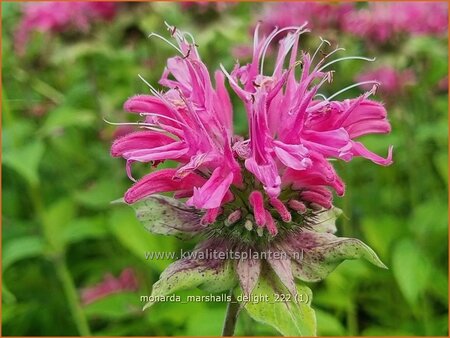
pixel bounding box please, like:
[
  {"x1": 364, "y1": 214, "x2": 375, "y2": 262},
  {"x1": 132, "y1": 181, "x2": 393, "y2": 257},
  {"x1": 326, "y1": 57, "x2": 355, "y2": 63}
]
[
  {"x1": 313, "y1": 207, "x2": 342, "y2": 233},
  {"x1": 315, "y1": 309, "x2": 345, "y2": 336},
  {"x1": 84, "y1": 292, "x2": 141, "y2": 320},
  {"x1": 434, "y1": 152, "x2": 448, "y2": 185},
  {"x1": 392, "y1": 239, "x2": 431, "y2": 306},
  {"x1": 361, "y1": 215, "x2": 404, "y2": 258},
  {"x1": 128, "y1": 195, "x2": 203, "y2": 239},
  {"x1": 62, "y1": 216, "x2": 108, "y2": 245},
  {"x1": 291, "y1": 230, "x2": 387, "y2": 282},
  {"x1": 2, "y1": 236, "x2": 46, "y2": 271},
  {"x1": 185, "y1": 306, "x2": 228, "y2": 336},
  {"x1": 108, "y1": 207, "x2": 177, "y2": 271},
  {"x1": 144, "y1": 257, "x2": 236, "y2": 310},
  {"x1": 243, "y1": 272, "x2": 316, "y2": 336},
  {"x1": 74, "y1": 179, "x2": 125, "y2": 210},
  {"x1": 3, "y1": 141, "x2": 45, "y2": 187},
  {"x1": 42, "y1": 198, "x2": 76, "y2": 252},
  {"x1": 40, "y1": 107, "x2": 95, "y2": 135}
]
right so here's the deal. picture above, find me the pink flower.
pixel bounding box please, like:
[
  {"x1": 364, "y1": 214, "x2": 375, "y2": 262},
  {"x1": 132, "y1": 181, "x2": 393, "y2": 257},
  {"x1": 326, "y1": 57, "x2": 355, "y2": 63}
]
[
  {"x1": 114, "y1": 27, "x2": 391, "y2": 321},
  {"x1": 14, "y1": 2, "x2": 117, "y2": 54},
  {"x1": 81, "y1": 268, "x2": 139, "y2": 305},
  {"x1": 111, "y1": 24, "x2": 392, "y2": 237},
  {"x1": 437, "y1": 76, "x2": 448, "y2": 92},
  {"x1": 258, "y1": 2, "x2": 354, "y2": 35},
  {"x1": 343, "y1": 2, "x2": 448, "y2": 43},
  {"x1": 357, "y1": 66, "x2": 416, "y2": 96}
]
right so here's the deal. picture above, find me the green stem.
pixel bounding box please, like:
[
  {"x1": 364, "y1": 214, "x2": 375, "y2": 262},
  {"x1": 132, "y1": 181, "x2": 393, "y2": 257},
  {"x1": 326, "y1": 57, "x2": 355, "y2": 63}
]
[
  {"x1": 222, "y1": 290, "x2": 240, "y2": 336},
  {"x1": 54, "y1": 257, "x2": 92, "y2": 336},
  {"x1": 346, "y1": 299, "x2": 358, "y2": 336},
  {"x1": 29, "y1": 185, "x2": 91, "y2": 336}
]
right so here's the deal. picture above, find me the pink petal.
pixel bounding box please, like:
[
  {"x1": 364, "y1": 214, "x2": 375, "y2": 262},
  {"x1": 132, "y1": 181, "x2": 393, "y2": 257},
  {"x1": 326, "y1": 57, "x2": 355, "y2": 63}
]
[
  {"x1": 187, "y1": 166, "x2": 234, "y2": 209},
  {"x1": 264, "y1": 210, "x2": 278, "y2": 236},
  {"x1": 270, "y1": 197, "x2": 292, "y2": 222},
  {"x1": 124, "y1": 169, "x2": 205, "y2": 204},
  {"x1": 121, "y1": 141, "x2": 189, "y2": 163},
  {"x1": 273, "y1": 140, "x2": 312, "y2": 170},
  {"x1": 124, "y1": 95, "x2": 172, "y2": 116},
  {"x1": 245, "y1": 157, "x2": 281, "y2": 197},
  {"x1": 111, "y1": 131, "x2": 175, "y2": 157},
  {"x1": 351, "y1": 142, "x2": 393, "y2": 166},
  {"x1": 249, "y1": 191, "x2": 267, "y2": 226}
]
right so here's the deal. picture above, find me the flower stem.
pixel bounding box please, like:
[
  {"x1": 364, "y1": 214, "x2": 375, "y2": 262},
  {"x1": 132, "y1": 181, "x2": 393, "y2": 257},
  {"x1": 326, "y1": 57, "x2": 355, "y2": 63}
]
[
  {"x1": 28, "y1": 185, "x2": 91, "y2": 336},
  {"x1": 222, "y1": 290, "x2": 240, "y2": 336},
  {"x1": 54, "y1": 256, "x2": 92, "y2": 336}
]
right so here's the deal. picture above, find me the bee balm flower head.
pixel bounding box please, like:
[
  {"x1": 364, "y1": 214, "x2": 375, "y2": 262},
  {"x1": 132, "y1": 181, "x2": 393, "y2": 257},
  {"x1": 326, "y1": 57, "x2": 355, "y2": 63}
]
[{"x1": 111, "y1": 24, "x2": 391, "y2": 324}]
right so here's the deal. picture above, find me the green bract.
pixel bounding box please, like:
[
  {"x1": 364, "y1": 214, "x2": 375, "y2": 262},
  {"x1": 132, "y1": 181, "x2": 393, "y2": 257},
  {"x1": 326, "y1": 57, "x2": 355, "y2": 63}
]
[{"x1": 128, "y1": 195, "x2": 386, "y2": 336}]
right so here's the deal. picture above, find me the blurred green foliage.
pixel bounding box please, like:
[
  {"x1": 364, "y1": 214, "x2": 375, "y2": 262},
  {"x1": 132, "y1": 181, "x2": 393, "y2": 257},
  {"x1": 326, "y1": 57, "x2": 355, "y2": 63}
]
[{"x1": 2, "y1": 2, "x2": 448, "y2": 336}]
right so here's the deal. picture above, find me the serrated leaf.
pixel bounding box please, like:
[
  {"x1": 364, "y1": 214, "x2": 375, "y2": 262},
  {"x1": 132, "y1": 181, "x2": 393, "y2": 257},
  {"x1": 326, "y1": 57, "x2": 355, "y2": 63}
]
[
  {"x1": 144, "y1": 243, "x2": 237, "y2": 310},
  {"x1": 290, "y1": 230, "x2": 387, "y2": 282},
  {"x1": 243, "y1": 272, "x2": 316, "y2": 336}
]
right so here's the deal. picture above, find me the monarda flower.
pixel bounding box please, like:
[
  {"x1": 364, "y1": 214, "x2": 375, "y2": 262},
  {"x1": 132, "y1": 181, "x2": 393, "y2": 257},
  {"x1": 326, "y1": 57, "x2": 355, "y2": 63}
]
[
  {"x1": 342, "y1": 2, "x2": 448, "y2": 44},
  {"x1": 111, "y1": 24, "x2": 392, "y2": 336},
  {"x1": 81, "y1": 268, "x2": 139, "y2": 305},
  {"x1": 258, "y1": 2, "x2": 353, "y2": 36},
  {"x1": 14, "y1": 1, "x2": 117, "y2": 54},
  {"x1": 357, "y1": 66, "x2": 416, "y2": 98}
]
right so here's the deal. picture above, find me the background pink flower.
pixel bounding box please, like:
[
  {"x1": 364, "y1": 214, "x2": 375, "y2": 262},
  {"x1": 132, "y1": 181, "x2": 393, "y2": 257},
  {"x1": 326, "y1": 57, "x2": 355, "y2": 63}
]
[
  {"x1": 357, "y1": 66, "x2": 416, "y2": 96},
  {"x1": 14, "y1": 2, "x2": 117, "y2": 54},
  {"x1": 343, "y1": 2, "x2": 448, "y2": 43},
  {"x1": 81, "y1": 268, "x2": 139, "y2": 305},
  {"x1": 258, "y1": 2, "x2": 354, "y2": 35}
]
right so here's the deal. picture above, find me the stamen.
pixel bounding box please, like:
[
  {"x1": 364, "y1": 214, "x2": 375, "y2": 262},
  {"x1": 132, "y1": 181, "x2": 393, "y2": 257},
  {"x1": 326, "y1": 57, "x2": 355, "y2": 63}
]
[
  {"x1": 260, "y1": 23, "x2": 309, "y2": 74},
  {"x1": 323, "y1": 46, "x2": 346, "y2": 60},
  {"x1": 138, "y1": 112, "x2": 190, "y2": 128},
  {"x1": 314, "y1": 93, "x2": 327, "y2": 100},
  {"x1": 138, "y1": 74, "x2": 162, "y2": 98},
  {"x1": 311, "y1": 37, "x2": 331, "y2": 64},
  {"x1": 326, "y1": 81, "x2": 380, "y2": 101},
  {"x1": 318, "y1": 56, "x2": 376, "y2": 72},
  {"x1": 138, "y1": 75, "x2": 193, "y2": 132},
  {"x1": 102, "y1": 117, "x2": 166, "y2": 133},
  {"x1": 148, "y1": 32, "x2": 183, "y2": 55}
]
